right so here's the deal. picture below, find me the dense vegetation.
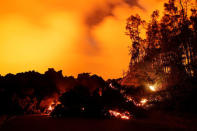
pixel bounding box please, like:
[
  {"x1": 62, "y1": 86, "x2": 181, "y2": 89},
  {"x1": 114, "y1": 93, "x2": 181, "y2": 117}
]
[
  {"x1": 124, "y1": 0, "x2": 197, "y2": 87},
  {"x1": 123, "y1": 0, "x2": 197, "y2": 115}
]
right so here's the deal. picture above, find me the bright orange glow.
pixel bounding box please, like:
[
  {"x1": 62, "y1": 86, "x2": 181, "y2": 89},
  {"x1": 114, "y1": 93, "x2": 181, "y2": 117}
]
[
  {"x1": 48, "y1": 105, "x2": 53, "y2": 112},
  {"x1": 149, "y1": 85, "x2": 156, "y2": 92},
  {"x1": 46, "y1": 101, "x2": 60, "y2": 114},
  {"x1": 125, "y1": 95, "x2": 148, "y2": 107},
  {"x1": 109, "y1": 110, "x2": 131, "y2": 120},
  {"x1": 140, "y1": 98, "x2": 148, "y2": 105},
  {"x1": 0, "y1": 0, "x2": 168, "y2": 79}
]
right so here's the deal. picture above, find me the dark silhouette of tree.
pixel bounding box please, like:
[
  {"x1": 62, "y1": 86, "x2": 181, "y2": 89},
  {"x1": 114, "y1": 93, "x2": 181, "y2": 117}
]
[
  {"x1": 190, "y1": 8, "x2": 197, "y2": 77},
  {"x1": 124, "y1": 0, "x2": 197, "y2": 87},
  {"x1": 126, "y1": 14, "x2": 146, "y2": 65},
  {"x1": 146, "y1": 10, "x2": 161, "y2": 56},
  {"x1": 58, "y1": 85, "x2": 90, "y2": 117},
  {"x1": 0, "y1": 68, "x2": 111, "y2": 118}
]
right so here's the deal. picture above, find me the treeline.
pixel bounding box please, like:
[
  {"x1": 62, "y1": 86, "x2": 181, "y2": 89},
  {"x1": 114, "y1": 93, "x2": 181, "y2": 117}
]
[
  {"x1": 0, "y1": 68, "x2": 106, "y2": 116},
  {"x1": 0, "y1": 68, "x2": 147, "y2": 119},
  {"x1": 122, "y1": 0, "x2": 197, "y2": 115},
  {"x1": 125, "y1": 0, "x2": 197, "y2": 87}
]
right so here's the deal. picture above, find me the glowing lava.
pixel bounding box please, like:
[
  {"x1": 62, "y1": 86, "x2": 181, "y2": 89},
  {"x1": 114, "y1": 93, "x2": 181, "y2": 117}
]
[{"x1": 108, "y1": 110, "x2": 131, "y2": 120}]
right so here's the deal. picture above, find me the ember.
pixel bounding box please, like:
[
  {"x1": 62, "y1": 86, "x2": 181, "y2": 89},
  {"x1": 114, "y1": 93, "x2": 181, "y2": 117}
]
[{"x1": 108, "y1": 110, "x2": 131, "y2": 120}]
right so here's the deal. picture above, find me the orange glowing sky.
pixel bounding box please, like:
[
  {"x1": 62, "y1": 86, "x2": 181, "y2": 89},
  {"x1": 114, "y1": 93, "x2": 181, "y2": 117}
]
[{"x1": 0, "y1": 0, "x2": 165, "y2": 79}]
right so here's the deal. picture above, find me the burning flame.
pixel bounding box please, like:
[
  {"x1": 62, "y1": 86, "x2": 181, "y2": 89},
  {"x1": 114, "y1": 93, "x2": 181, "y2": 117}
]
[
  {"x1": 48, "y1": 105, "x2": 53, "y2": 112},
  {"x1": 46, "y1": 101, "x2": 60, "y2": 115},
  {"x1": 149, "y1": 85, "x2": 156, "y2": 91},
  {"x1": 140, "y1": 98, "x2": 147, "y2": 105},
  {"x1": 108, "y1": 110, "x2": 131, "y2": 120},
  {"x1": 109, "y1": 83, "x2": 116, "y2": 89},
  {"x1": 125, "y1": 95, "x2": 148, "y2": 107},
  {"x1": 47, "y1": 104, "x2": 55, "y2": 114}
]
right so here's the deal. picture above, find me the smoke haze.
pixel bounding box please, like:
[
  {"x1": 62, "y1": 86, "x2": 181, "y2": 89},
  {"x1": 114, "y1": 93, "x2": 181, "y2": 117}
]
[{"x1": 0, "y1": 0, "x2": 165, "y2": 79}]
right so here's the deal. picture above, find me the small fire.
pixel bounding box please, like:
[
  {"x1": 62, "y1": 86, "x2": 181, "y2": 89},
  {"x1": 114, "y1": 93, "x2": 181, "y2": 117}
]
[
  {"x1": 99, "y1": 88, "x2": 102, "y2": 96},
  {"x1": 109, "y1": 83, "x2": 115, "y2": 89},
  {"x1": 46, "y1": 104, "x2": 55, "y2": 114},
  {"x1": 140, "y1": 98, "x2": 147, "y2": 105},
  {"x1": 108, "y1": 110, "x2": 131, "y2": 120},
  {"x1": 46, "y1": 101, "x2": 60, "y2": 114},
  {"x1": 149, "y1": 85, "x2": 156, "y2": 91},
  {"x1": 48, "y1": 105, "x2": 53, "y2": 112},
  {"x1": 125, "y1": 95, "x2": 148, "y2": 107}
]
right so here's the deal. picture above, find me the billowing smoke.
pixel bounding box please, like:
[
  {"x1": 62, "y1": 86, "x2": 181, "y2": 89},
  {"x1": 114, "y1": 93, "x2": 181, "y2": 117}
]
[
  {"x1": 0, "y1": 0, "x2": 165, "y2": 79},
  {"x1": 85, "y1": 0, "x2": 142, "y2": 27},
  {"x1": 84, "y1": 0, "x2": 142, "y2": 54}
]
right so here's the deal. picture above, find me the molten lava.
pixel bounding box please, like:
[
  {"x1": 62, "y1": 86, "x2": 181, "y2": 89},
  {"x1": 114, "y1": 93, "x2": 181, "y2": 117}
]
[{"x1": 108, "y1": 110, "x2": 131, "y2": 120}]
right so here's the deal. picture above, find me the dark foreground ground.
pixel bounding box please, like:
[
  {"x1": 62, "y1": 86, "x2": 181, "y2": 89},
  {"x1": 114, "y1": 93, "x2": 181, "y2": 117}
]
[{"x1": 1, "y1": 113, "x2": 197, "y2": 131}]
